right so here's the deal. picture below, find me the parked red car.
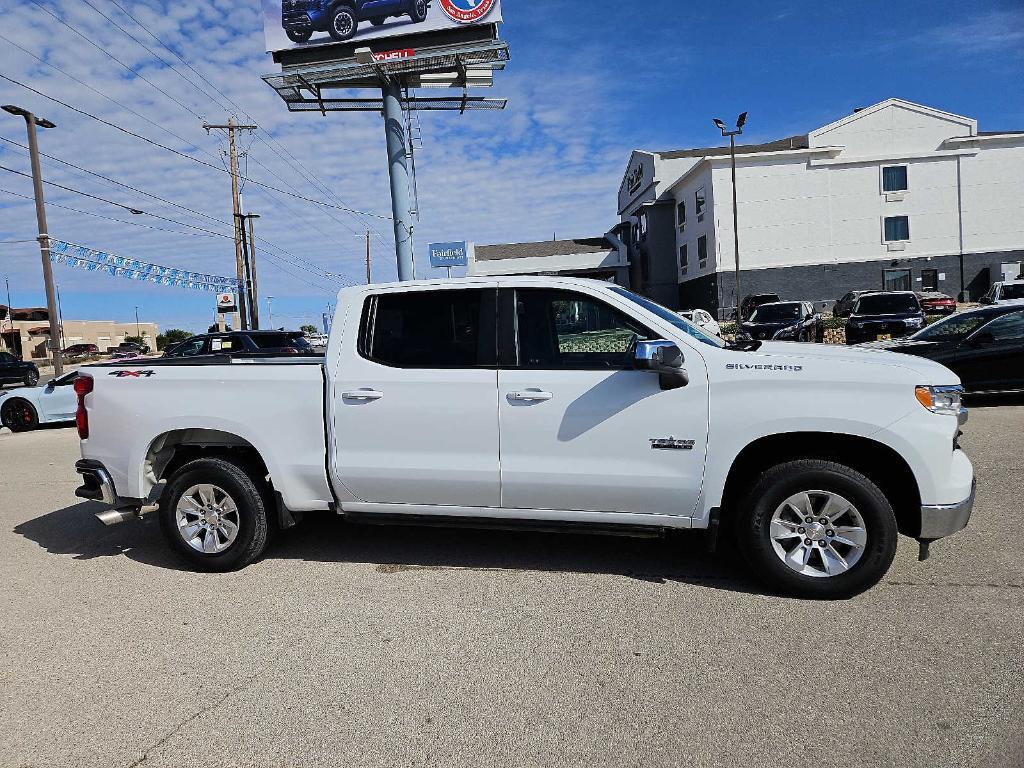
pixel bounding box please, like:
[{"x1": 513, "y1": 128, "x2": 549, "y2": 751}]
[{"x1": 916, "y1": 292, "x2": 957, "y2": 315}]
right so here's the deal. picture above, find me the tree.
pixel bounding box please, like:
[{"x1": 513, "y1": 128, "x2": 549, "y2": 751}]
[
  {"x1": 156, "y1": 329, "x2": 192, "y2": 351},
  {"x1": 300, "y1": 324, "x2": 319, "y2": 336}
]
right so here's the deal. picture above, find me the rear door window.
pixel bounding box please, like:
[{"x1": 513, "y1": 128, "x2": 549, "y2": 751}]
[{"x1": 361, "y1": 289, "x2": 496, "y2": 368}]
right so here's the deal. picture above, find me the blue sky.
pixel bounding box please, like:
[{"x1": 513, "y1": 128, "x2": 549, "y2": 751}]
[{"x1": 0, "y1": 0, "x2": 1021, "y2": 332}]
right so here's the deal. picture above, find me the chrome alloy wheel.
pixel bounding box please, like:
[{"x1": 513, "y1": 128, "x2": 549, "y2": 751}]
[
  {"x1": 175, "y1": 484, "x2": 240, "y2": 554},
  {"x1": 769, "y1": 490, "x2": 867, "y2": 578},
  {"x1": 333, "y1": 11, "x2": 354, "y2": 35}
]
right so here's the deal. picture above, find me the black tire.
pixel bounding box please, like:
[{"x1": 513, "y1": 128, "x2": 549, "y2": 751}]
[
  {"x1": 286, "y1": 29, "x2": 313, "y2": 42},
  {"x1": 735, "y1": 459, "x2": 898, "y2": 599},
  {"x1": 159, "y1": 458, "x2": 270, "y2": 571},
  {"x1": 408, "y1": 0, "x2": 428, "y2": 22},
  {"x1": 24, "y1": 369, "x2": 39, "y2": 387},
  {"x1": 327, "y1": 5, "x2": 358, "y2": 41},
  {"x1": 369, "y1": 15, "x2": 386, "y2": 25},
  {"x1": 1, "y1": 398, "x2": 38, "y2": 432}
]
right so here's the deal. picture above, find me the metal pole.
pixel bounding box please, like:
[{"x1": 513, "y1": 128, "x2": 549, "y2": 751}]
[
  {"x1": 365, "y1": 230, "x2": 372, "y2": 284},
  {"x1": 23, "y1": 114, "x2": 63, "y2": 375},
  {"x1": 381, "y1": 81, "x2": 415, "y2": 281},
  {"x1": 246, "y1": 215, "x2": 260, "y2": 330},
  {"x1": 267, "y1": 296, "x2": 274, "y2": 329},
  {"x1": 730, "y1": 133, "x2": 741, "y2": 317},
  {"x1": 236, "y1": 213, "x2": 255, "y2": 331},
  {"x1": 446, "y1": 266, "x2": 452, "y2": 279},
  {"x1": 57, "y1": 283, "x2": 65, "y2": 350},
  {"x1": 134, "y1": 306, "x2": 140, "y2": 337}
]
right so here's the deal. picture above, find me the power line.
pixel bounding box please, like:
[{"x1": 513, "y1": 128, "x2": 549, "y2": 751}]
[
  {"x1": 26, "y1": 0, "x2": 205, "y2": 121},
  {"x1": 0, "y1": 74, "x2": 393, "y2": 222}
]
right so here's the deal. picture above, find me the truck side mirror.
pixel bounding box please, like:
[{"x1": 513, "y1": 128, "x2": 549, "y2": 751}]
[
  {"x1": 635, "y1": 340, "x2": 688, "y2": 390},
  {"x1": 978, "y1": 296, "x2": 994, "y2": 305}
]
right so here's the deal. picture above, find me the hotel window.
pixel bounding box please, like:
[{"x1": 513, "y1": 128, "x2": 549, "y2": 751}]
[
  {"x1": 695, "y1": 186, "x2": 706, "y2": 221},
  {"x1": 677, "y1": 200, "x2": 686, "y2": 229},
  {"x1": 884, "y1": 215, "x2": 910, "y2": 242},
  {"x1": 697, "y1": 234, "x2": 708, "y2": 268},
  {"x1": 679, "y1": 244, "x2": 688, "y2": 276},
  {"x1": 882, "y1": 165, "x2": 908, "y2": 193}
]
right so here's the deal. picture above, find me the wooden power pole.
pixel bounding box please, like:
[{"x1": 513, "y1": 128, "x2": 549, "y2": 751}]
[
  {"x1": 204, "y1": 117, "x2": 257, "y2": 330},
  {"x1": 365, "y1": 230, "x2": 372, "y2": 284}
]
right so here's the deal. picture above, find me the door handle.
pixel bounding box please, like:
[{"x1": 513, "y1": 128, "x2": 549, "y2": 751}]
[
  {"x1": 342, "y1": 389, "x2": 383, "y2": 401},
  {"x1": 508, "y1": 390, "x2": 553, "y2": 402}
]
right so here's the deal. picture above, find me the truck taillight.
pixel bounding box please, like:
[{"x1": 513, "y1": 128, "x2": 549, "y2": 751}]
[{"x1": 74, "y1": 374, "x2": 94, "y2": 439}]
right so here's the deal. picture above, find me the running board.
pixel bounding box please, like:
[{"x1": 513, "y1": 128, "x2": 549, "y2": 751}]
[{"x1": 343, "y1": 511, "x2": 667, "y2": 539}]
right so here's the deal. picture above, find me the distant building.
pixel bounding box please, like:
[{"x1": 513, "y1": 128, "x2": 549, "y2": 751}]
[
  {"x1": 618, "y1": 98, "x2": 1024, "y2": 317},
  {"x1": 468, "y1": 236, "x2": 629, "y2": 282},
  {"x1": 0, "y1": 305, "x2": 158, "y2": 358}
]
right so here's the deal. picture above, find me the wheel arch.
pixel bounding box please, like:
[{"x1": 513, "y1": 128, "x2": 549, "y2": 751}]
[{"x1": 720, "y1": 432, "x2": 923, "y2": 537}]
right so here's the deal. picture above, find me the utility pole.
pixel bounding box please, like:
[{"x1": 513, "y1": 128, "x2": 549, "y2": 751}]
[
  {"x1": 365, "y1": 230, "x2": 372, "y2": 284},
  {"x1": 134, "y1": 306, "x2": 140, "y2": 337},
  {"x1": 3, "y1": 105, "x2": 62, "y2": 374},
  {"x1": 203, "y1": 117, "x2": 257, "y2": 330}
]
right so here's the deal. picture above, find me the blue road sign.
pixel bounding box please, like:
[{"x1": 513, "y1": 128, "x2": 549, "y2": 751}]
[{"x1": 429, "y1": 241, "x2": 469, "y2": 268}]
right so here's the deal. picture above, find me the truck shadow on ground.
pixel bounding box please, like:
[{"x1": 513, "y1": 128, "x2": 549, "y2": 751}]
[{"x1": 15, "y1": 502, "x2": 769, "y2": 595}]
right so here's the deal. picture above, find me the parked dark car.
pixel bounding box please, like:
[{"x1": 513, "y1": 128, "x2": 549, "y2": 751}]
[
  {"x1": 0, "y1": 351, "x2": 39, "y2": 387},
  {"x1": 163, "y1": 331, "x2": 318, "y2": 358},
  {"x1": 63, "y1": 343, "x2": 99, "y2": 358},
  {"x1": 739, "y1": 301, "x2": 823, "y2": 342},
  {"x1": 833, "y1": 290, "x2": 872, "y2": 318},
  {"x1": 114, "y1": 341, "x2": 150, "y2": 355},
  {"x1": 281, "y1": 0, "x2": 429, "y2": 44},
  {"x1": 739, "y1": 293, "x2": 781, "y2": 321},
  {"x1": 844, "y1": 292, "x2": 926, "y2": 344},
  {"x1": 862, "y1": 304, "x2": 1024, "y2": 393},
  {"x1": 916, "y1": 291, "x2": 957, "y2": 315}
]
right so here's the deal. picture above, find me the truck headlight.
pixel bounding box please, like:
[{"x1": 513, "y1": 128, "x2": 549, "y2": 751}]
[
  {"x1": 906, "y1": 317, "x2": 924, "y2": 328},
  {"x1": 915, "y1": 385, "x2": 963, "y2": 415}
]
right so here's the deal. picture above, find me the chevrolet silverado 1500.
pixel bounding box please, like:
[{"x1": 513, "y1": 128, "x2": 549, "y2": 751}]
[{"x1": 73, "y1": 277, "x2": 975, "y2": 598}]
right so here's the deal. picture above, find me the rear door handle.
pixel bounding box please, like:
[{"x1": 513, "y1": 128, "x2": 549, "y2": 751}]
[
  {"x1": 508, "y1": 390, "x2": 553, "y2": 402},
  {"x1": 342, "y1": 389, "x2": 383, "y2": 401}
]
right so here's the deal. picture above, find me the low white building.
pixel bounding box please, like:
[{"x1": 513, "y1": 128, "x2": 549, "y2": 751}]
[{"x1": 618, "y1": 98, "x2": 1024, "y2": 316}]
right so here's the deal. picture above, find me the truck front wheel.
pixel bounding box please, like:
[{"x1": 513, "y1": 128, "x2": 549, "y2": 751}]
[
  {"x1": 160, "y1": 458, "x2": 270, "y2": 571},
  {"x1": 286, "y1": 29, "x2": 313, "y2": 42},
  {"x1": 408, "y1": 0, "x2": 428, "y2": 22},
  {"x1": 327, "y1": 5, "x2": 358, "y2": 41},
  {"x1": 736, "y1": 459, "x2": 898, "y2": 599}
]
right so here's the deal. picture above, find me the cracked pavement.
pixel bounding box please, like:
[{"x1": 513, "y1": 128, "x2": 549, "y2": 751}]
[{"x1": 1, "y1": 401, "x2": 1022, "y2": 767}]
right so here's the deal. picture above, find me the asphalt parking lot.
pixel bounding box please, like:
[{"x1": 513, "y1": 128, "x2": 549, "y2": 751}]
[{"x1": 1, "y1": 404, "x2": 1022, "y2": 768}]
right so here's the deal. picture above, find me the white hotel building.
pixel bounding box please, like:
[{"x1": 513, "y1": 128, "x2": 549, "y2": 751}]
[{"x1": 617, "y1": 98, "x2": 1024, "y2": 316}]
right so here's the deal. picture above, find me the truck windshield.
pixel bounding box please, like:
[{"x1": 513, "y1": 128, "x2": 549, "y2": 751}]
[
  {"x1": 750, "y1": 303, "x2": 802, "y2": 322},
  {"x1": 912, "y1": 312, "x2": 989, "y2": 341},
  {"x1": 853, "y1": 294, "x2": 920, "y2": 315},
  {"x1": 609, "y1": 287, "x2": 726, "y2": 348}
]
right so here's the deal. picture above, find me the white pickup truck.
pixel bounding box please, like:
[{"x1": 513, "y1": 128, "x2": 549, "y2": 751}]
[{"x1": 72, "y1": 277, "x2": 975, "y2": 598}]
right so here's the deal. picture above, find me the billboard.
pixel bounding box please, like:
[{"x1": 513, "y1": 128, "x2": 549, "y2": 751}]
[
  {"x1": 429, "y1": 241, "x2": 470, "y2": 268},
  {"x1": 263, "y1": 0, "x2": 503, "y2": 54}
]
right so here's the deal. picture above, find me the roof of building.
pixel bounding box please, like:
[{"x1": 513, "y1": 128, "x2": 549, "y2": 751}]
[
  {"x1": 475, "y1": 237, "x2": 614, "y2": 262},
  {"x1": 657, "y1": 135, "x2": 809, "y2": 160}
]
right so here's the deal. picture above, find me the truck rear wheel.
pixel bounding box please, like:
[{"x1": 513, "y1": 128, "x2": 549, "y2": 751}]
[
  {"x1": 160, "y1": 458, "x2": 269, "y2": 571},
  {"x1": 736, "y1": 459, "x2": 898, "y2": 599}
]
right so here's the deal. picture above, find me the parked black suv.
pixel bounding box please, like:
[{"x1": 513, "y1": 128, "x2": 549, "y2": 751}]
[
  {"x1": 739, "y1": 301, "x2": 823, "y2": 342},
  {"x1": 739, "y1": 293, "x2": 781, "y2": 321},
  {"x1": 863, "y1": 303, "x2": 1024, "y2": 393},
  {"x1": 282, "y1": 0, "x2": 429, "y2": 44},
  {"x1": 0, "y1": 351, "x2": 39, "y2": 388},
  {"x1": 163, "y1": 331, "x2": 318, "y2": 358},
  {"x1": 844, "y1": 292, "x2": 925, "y2": 345}
]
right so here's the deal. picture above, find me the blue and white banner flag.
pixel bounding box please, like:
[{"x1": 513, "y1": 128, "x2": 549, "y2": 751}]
[{"x1": 49, "y1": 240, "x2": 238, "y2": 293}]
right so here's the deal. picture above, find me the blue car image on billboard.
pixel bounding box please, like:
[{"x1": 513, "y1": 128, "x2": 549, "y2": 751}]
[{"x1": 281, "y1": 0, "x2": 430, "y2": 43}]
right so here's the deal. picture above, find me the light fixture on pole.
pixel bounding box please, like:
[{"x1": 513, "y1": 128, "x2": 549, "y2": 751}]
[
  {"x1": 714, "y1": 111, "x2": 747, "y2": 319},
  {"x1": 3, "y1": 104, "x2": 62, "y2": 374}
]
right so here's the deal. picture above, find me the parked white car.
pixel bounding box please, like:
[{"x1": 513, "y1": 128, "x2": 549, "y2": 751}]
[
  {"x1": 0, "y1": 371, "x2": 79, "y2": 432},
  {"x1": 73, "y1": 276, "x2": 975, "y2": 598},
  {"x1": 678, "y1": 309, "x2": 722, "y2": 336}
]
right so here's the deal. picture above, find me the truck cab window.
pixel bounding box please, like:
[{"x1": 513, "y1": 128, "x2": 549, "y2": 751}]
[
  {"x1": 515, "y1": 289, "x2": 654, "y2": 369},
  {"x1": 363, "y1": 289, "x2": 496, "y2": 368}
]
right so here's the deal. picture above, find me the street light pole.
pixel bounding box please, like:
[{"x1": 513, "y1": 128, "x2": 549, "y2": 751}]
[
  {"x1": 135, "y1": 306, "x2": 140, "y2": 337},
  {"x1": 714, "y1": 112, "x2": 747, "y2": 319},
  {"x1": 3, "y1": 104, "x2": 62, "y2": 374},
  {"x1": 266, "y1": 296, "x2": 274, "y2": 329}
]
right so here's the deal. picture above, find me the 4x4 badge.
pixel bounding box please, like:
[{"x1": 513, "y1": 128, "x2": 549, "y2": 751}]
[
  {"x1": 108, "y1": 370, "x2": 155, "y2": 378},
  {"x1": 650, "y1": 437, "x2": 695, "y2": 451}
]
